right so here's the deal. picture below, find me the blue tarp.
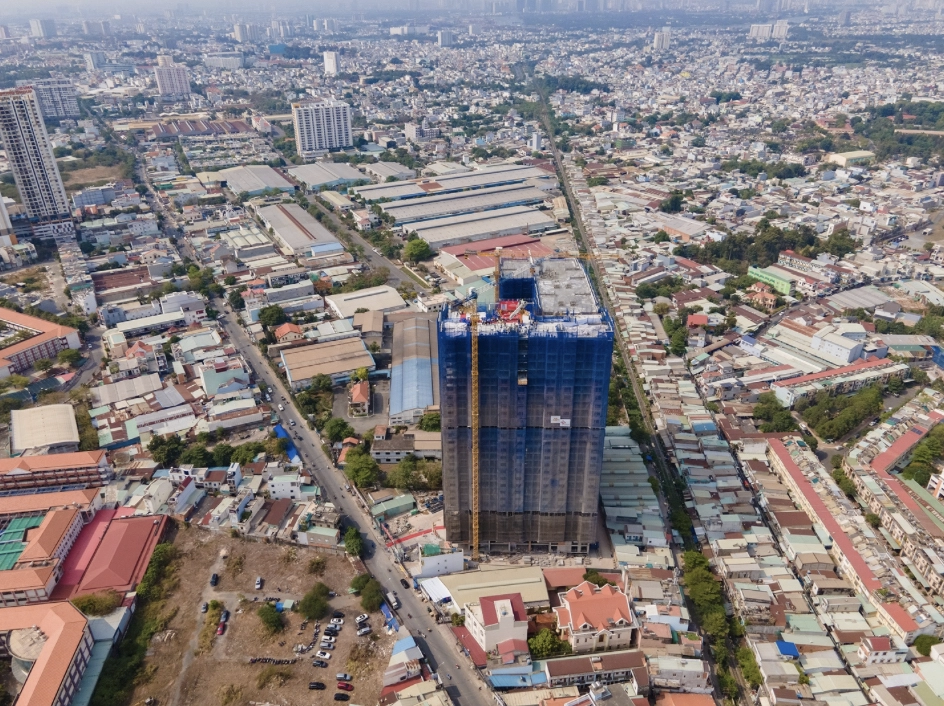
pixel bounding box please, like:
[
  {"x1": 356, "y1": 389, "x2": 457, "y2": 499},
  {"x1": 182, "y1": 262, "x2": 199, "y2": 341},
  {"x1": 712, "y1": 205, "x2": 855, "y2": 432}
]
[
  {"x1": 392, "y1": 636, "x2": 417, "y2": 654},
  {"x1": 273, "y1": 424, "x2": 301, "y2": 464},
  {"x1": 275, "y1": 602, "x2": 285, "y2": 612},
  {"x1": 776, "y1": 640, "x2": 800, "y2": 658},
  {"x1": 490, "y1": 672, "x2": 547, "y2": 689},
  {"x1": 380, "y1": 602, "x2": 400, "y2": 631}
]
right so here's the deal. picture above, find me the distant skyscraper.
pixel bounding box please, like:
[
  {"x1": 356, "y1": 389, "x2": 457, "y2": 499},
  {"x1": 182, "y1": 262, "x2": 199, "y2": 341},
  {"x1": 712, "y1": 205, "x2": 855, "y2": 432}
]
[
  {"x1": 749, "y1": 23, "x2": 773, "y2": 39},
  {"x1": 772, "y1": 20, "x2": 789, "y2": 39},
  {"x1": 234, "y1": 24, "x2": 260, "y2": 42},
  {"x1": 29, "y1": 19, "x2": 56, "y2": 38},
  {"x1": 652, "y1": 28, "x2": 671, "y2": 51},
  {"x1": 85, "y1": 52, "x2": 107, "y2": 71},
  {"x1": 0, "y1": 87, "x2": 72, "y2": 236},
  {"x1": 837, "y1": 9, "x2": 851, "y2": 25},
  {"x1": 153, "y1": 62, "x2": 190, "y2": 98},
  {"x1": 0, "y1": 197, "x2": 11, "y2": 235},
  {"x1": 82, "y1": 20, "x2": 110, "y2": 36},
  {"x1": 0, "y1": 26, "x2": 10, "y2": 40},
  {"x1": 14, "y1": 79, "x2": 80, "y2": 119},
  {"x1": 438, "y1": 29, "x2": 454, "y2": 47},
  {"x1": 324, "y1": 51, "x2": 340, "y2": 76},
  {"x1": 438, "y1": 258, "x2": 614, "y2": 554},
  {"x1": 292, "y1": 99, "x2": 353, "y2": 159}
]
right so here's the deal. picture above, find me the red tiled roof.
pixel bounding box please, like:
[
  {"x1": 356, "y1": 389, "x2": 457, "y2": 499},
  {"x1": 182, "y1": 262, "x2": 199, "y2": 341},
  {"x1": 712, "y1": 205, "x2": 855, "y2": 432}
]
[
  {"x1": 74, "y1": 515, "x2": 168, "y2": 596},
  {"x1": 772, "y1": 357, "x2": 893, "y2": 389},
  {"x1": 768, "y1": 440, "x2": 882, "y2": 592},
  {"x1": 880, "y1": 602, "x2": 919, "y2": 634},
  {"x1": 480, "y1": 593, "x2": 527, "y2": 626},
  {"x1": 870, "y1": 426, "x2": 929, "y2": 475},
  {"x1": 451, "y1": 626, "x2": 487, "y2": 667}
]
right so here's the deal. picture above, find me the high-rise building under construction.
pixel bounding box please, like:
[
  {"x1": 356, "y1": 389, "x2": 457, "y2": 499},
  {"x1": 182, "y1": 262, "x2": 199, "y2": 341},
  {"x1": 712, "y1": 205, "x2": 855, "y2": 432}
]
[{"x1": 438, "y1": 258, "x2": 614, "y2": 554}]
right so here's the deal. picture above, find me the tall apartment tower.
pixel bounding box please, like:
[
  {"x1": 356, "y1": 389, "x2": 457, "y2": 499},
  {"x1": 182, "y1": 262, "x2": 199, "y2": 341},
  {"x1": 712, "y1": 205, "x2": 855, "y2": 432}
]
[
  {"x1": 0, "y1": 88, "x2": 72, "y2": 234},
  {"x1": 652, "y1": 29, "x2": 671, "y2": 51},
  {"x1": 438, "y1": 258, "x2": 614, "y2": 554},
  {"x1": 15, "y1": 79, "x2": 80, "y2": 119},
  {"x1": 85, "y1": 52, "x2": 107, "y2": 71},
  {"x1": 772, "y1": 20, "x2": 790, "y2": 40},
  {"x1": 153, "y1": 62, "x2": 190, "y2": 98},
  {"x1": 292, "y1": 99, "x2": 353, "y2": 159},
  {"x1": 234, "y1": 24, "x2": 260, "y2": 42},
  {"x1": 437, "y1": 30, "x2": 454, "y2": 47},
  {"x1": 29, "y1": 19, "x2": 56, "y2": 38},
  {"x1": 324, "y1": 51, "x2": 340, "y2": 76}
]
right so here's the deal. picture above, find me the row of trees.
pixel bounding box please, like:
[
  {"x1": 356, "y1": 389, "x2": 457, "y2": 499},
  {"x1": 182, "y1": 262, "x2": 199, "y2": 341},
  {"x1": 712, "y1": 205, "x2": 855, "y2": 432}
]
[
  {"x1": 797, "y1": 384, "x2": 884, "y2": 440},
  {"x1": 147, "y1": 433, "x2": 286, "y2": 468}
]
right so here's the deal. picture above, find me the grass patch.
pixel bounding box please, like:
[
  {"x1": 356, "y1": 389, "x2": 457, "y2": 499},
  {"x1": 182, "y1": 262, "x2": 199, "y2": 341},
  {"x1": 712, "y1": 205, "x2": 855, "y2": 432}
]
[
  {"x1": 197, "y1": 600, "x2": 225, "y2": 654},
  {"x1": 225, "y1": 553, "x2": 244, "y2": 577},
  {"x1": 218, "y1": 684, "x2": 242, "y2": 706},
  {"x1": 255, "y1": 665, "x2": 293, "y2": 690},
  {"x1": 257, "y1": 602, "x2": 285, "y2": 634},
  {"x1": 71, "y1": 590, "x2": 122, "y2": 616},
  {"x1": 399, "y1": 266, "x2": 428, "y2": 288}
]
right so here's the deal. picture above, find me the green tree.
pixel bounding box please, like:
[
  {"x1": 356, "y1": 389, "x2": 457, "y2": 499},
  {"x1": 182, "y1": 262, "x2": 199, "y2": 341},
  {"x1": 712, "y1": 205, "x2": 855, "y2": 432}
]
[
  {"x1": 298, "y1": 583, "x2": 331, "y2": 619},
  {"x1": 227, "y1": 287, "x2": 247, "y2": 310},
  {"x1": 258, "y1": 305, "x2": 287, "y2": 327},
  {"x1": 345, "y1": 446, "x2": 381, "y2": 487},
  {"x1": 179, "y1": 445, "x2": 212, "y2": 467},
  {"x1": 403, "y1": 238, "x2": 433, "y2": 263},
  {"x1": 34, "y1": 358, "x2": 53, "y2": 372},
  {"x1": 417, "y1": 412, "x2": 441, "y2": 431},
  {"x1": 257, "y1": 603, "x2": 285, "y2": 634},
  {"x1": 359, "y1": 578, "x2": 385, "y2": 611},
  {"x1": 582, "y1": 570, "x2": 613, "y2": 587},
  {"x1": 148, "y1": 434, "x2": 185, "y2": 467},
  {"x1": 865, "y1": 512, "x2": 881, "y2": 528},
  {"x1": 914, "y1": 634, "x2": 942, "y2": 656},
  {"x1": 670, "y1": 329, "x2": 687, "y2": 357},
  {"x1": 323, "y1": 417, "x2": 355, "y2": 443},
  {"x1": 212, "y1": 443, "x2": 235, "y2": 467},
  {"x1": 230, "y1": 441, "x2": 265, "y2": 465},
  {"x1": 57, "y1": 348, "x2": 82, "y2": 367},
  {"x1": 344, "y1": 526, "x2": 365, "y2": 557},
  {"x1": 887, "y1": 376, "x2": 905, "y2": 395},
  {"x1": 528, "y1": 628, "x2": 572, "y2": 659}
]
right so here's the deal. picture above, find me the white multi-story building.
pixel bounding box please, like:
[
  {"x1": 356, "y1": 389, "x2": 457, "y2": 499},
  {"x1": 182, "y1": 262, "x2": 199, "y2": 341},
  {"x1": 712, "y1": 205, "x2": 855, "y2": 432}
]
[
  {"x1": 292, "y1": 99, "x2": 353, "y2": 159},
  {"x1": 15, "y1": 78, "x2": 80, "y2": 119},
  {"x1": 29, "y1": 18, "x2": 56, "y2": 37},
  {"x1": 204, "y1": 52, "x2": 247, "y2": 69},
  {"x1": 153, "y1": 64, "x2": 190, "y2": 98},
  {"x1": 652, "y1": 29, "x2": 671, "y2": 51},
  {"x1": 437, "y1": 30, "x2": 454, "y2": 47},
  {"x1": 772, "y1": 20, "x2": 790, "y2": 39},
  {"x1": 233, "y1": 24, "x2": 261, "y2": 42},
  {"x1": 0, "y1": 87, "x2": 71, "y2": 224},
  {"x1": 464, "y1": 593, "x2": 529, "y2": 653},
  {"x1": 749, "y1": 24, "x2": 773, "y2": 39},
  {"x1": 324, "y1": 51, "x2": 340, "y2": 76}
]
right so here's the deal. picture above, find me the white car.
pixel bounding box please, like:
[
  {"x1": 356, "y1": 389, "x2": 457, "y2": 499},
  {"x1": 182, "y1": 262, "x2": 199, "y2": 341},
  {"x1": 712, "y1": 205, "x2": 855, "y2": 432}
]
[
  {"x1": 357, "y1": 626, "x2": 372, "y2": 637},
  {"x1": 315, "y1": 651, "x2": 332, "y2": 660},
  {"x1": 330, "y1": 618, "x2": 344, "y2": 626},
  {"x1": 321, "y1": 635, "x2": 336, "y2": 644},
  {"x1": 355, "y1": 614, "x2": 369, "y2": 624},
  {"x1": 278, "y1": 404, "x2": 284, "y2": 411}
]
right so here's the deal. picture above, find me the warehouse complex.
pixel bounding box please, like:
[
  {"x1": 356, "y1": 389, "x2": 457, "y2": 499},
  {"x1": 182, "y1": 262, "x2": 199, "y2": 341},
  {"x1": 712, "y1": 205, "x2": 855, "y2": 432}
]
[
  {"x1": 389, "y1": 316, "x2": 440, "y2": 426},
  {"x1": 438, "y1": 258, "x2": 614, "y2": 553}
]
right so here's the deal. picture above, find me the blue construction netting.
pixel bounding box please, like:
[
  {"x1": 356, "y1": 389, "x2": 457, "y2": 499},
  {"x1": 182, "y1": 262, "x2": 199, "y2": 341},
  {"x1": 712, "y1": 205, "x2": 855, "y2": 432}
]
[{"x1": 273, "y1": 425, "x2": 301, "y2": 464}]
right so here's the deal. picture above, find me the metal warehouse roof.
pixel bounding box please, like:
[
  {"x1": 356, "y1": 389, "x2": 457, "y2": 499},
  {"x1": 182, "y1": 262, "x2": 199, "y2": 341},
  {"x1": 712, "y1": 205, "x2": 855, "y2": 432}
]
[
  {"x1": 389, "y1": 317, "x2": 439, "y2": 417},
  {"x1": 410, "y1": 206, "x2": 557, "y2": 247},
  {"x1": 354, "y1": 163, "x2": 553, "y2": 202},
  {"x1": 381, "y1": 183, "x2": 549, "y2": 224}
]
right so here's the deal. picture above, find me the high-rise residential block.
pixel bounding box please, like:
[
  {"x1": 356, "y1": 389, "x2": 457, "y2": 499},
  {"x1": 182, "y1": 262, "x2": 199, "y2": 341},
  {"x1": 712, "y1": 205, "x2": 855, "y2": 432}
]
[
  {"x1": 749, "y1": 24, "x2": 773, "y2": 39},
  {"x1": 0, "y1": 26, "x2": 11, "y2": 40},
  {"x1": 772, "y1": 20, "x2": 790, "y2": 40},
  {"x1": 153, "y1": 63, "x2": 190, "y2": 98},
  {"x1": 15, "y1": 78, "x2": 80, "y2": 119},
  {"x1": 0, "y1": 87, "x2": 72, "y2": 232},
  {"x1": 85, "y1": 51, "x2": 106, "y2": 71},
  {"x1": 437, "y1": 30, "x2": 454, "y2": 47},
  {"x1": 234, "y1": 23, "x2": 260, "y2": 42},
  {"x1": 82, "y1": 20, "x2": 110, "y2": 36},
  {"x1": 292, "y1": 99, "x2": 353, "y2": 159},
  {"x1": 324, "y1": 51, "x2": 340, "y2": 76},
  {"x1": 652, "y1": 29, "x2": 671, "y2": 51},
  {"x1": 438, "y1": 258, "x2": 614, "y2": 554},
  {"x1": 29, "y1": 19, "x2": 56, "y2": 38}
]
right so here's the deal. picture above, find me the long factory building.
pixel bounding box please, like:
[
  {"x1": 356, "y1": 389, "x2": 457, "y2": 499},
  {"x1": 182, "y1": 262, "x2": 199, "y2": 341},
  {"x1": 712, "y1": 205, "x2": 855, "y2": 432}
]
[
  {"x1": 379, "y1": 183, "x2": 550, "y2": 226},
  {"x1": 352, "y1": 163, "x2": 557, "y2": 202}
]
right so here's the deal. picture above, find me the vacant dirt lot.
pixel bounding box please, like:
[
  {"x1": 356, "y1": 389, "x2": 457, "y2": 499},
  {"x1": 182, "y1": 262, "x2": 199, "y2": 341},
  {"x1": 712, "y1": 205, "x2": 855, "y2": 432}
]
[
  {"x1": 128, "y1": 527, "x2": 395, "y2": 706},
  {"x1": 62, "y1": 165, "x2": 125, "y2": 188}
]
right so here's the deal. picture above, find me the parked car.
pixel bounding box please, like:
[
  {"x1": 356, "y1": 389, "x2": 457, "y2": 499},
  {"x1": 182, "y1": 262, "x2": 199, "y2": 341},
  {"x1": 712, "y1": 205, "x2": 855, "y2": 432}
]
[
  {"x1": 337, "y1": 683, "x2": 354, "y2": 691},
  {"x1": 336, "y1": 673, "x2": 353, "y2": 682},
  {"x1": 278, "y1": 404, "x2": 284, "y2": 411},
  {"x1": 333, "y1": 611, "x2": 345, "y2": 618},
  {"x1": 313, "y1": 660, "x2": 329, "y2": 668},
  {"x1": 220, "y1": 610, "x2": 230, "y2": 623},
  {"x1": 330, "y1": 618, "x2": 344, "y2": 626},
  {"x1": 355, "y1": 614, "x2": 369, "y2": 624},
  {"x1": 321, "y1": 636, "x2": 336, "y2": 644},
  {"x1": 216, "y1": 622, "x2": 226, "y2": 635},
  {"x1": 334, "y1": 694, "x2": 349, "y2": 702},
  {"x1": 290, "y1": 419, "x2": 296, "y2": 427},
  {"x1": 400, "y1": 578, "x2": 410, "y2": 589},
  {"x1": 309, "y1": 682, "x2": 326, "y2": 690},
  {"x1": 210, "y1": 573, "x2": 219, "y2": 587},
  {"x1": 357, "y1": 627, "x2": 372, "y2": 637},
  {"x1": 255, "y1": 576, "x2": 264, "y2": 590},
  {"x1": 319, "y1": 643, "x2": 335, "y2": 651},
  {"x1": 324, "y1": 628, "x2": 339, "y2": 636},
  {"x1": 315, "y1": 651, "x2": 332, "y2": 660},
  {"x1": 200, "y1": 602, "x2": 208, "y2": 613}
]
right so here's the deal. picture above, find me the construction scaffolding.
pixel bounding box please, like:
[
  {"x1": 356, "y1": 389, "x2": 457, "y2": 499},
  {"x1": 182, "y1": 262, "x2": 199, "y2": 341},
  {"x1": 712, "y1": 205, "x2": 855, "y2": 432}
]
[{"x1": 438, "y1": 258, "x2": 614, "y2": 554}]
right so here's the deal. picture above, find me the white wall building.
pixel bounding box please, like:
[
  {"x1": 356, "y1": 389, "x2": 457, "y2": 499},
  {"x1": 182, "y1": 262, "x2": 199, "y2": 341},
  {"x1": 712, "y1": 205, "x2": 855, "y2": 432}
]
[
  {"x1": 292, "y1": 99, "x2": 353, "y2": 159},
  {"x1": 464, "y1": 593, "x2": 529, "y2": 653},
  {"x1": 154, "y1": 64, "x2": 190, "y2": 98}
]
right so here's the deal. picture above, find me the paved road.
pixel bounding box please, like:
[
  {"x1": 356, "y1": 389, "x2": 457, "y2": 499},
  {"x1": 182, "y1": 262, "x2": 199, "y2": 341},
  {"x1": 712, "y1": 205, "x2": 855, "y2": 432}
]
[{"x1": 216, "y1": 310, "x2": 489, "y2": 706}]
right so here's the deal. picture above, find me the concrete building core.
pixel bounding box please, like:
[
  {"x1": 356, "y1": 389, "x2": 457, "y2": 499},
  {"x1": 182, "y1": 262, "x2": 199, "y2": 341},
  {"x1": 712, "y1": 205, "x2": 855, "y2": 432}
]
[{"x1": 438, "y1": 258, "x2": 614, "y2": 554}]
